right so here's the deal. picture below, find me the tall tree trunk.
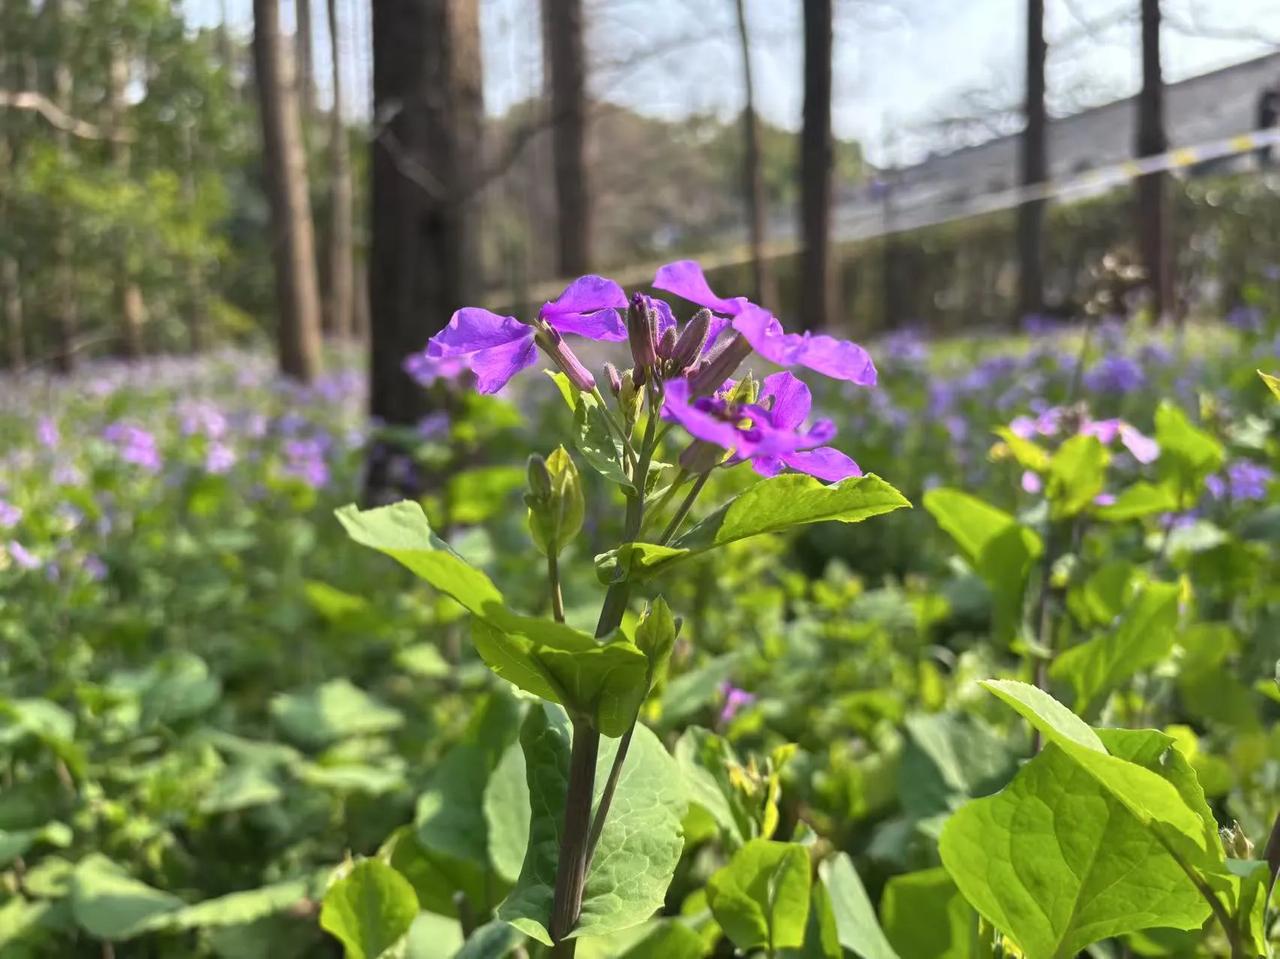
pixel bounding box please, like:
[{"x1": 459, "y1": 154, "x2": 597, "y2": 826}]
[
  {"x1": 1137, "y1": 0, "x2": 1173, "y2": 320},
  {"x1": 543, "y1": 0, "x2": 590, "y2": 275},
  {"x1": 0, "y1": 48, "x2": 24, "y2": 371},
  {"x1": 108, "y1": 46, "x2": 146, "y2": 358},
  {"x1": 181, "y1": 123, "x2": 207, "y2": 353},
  {"x1": 325, "y1": 0, "x2": 354, "y2": 339},
  {"x1": 367, "y1": 0, "x2": 483, "y2": 500},
  {"x1": 799, "y1": 0, "x2": 834, "y2": 331},
  {"x1": 1017, "y1": 0, "x2": 1047, "y2": 322},
  {"x1": 47, "y1": 0, "x2": 76, "y2": 373},
  {"x1": 295, "y1": 0, "x2": 316, "y2": 120},
  {"x1": 733, "y1": 0, "x2": 772, "y2": 306},
  {"x1": 253, "y1": 0, "x2": 323, "y2": 382}
]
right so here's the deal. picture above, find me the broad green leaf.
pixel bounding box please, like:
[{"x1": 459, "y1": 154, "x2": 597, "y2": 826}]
[
  {"x1": 880, "y1": 868, "x2": 973, "y2": 959},
  {"x1": 1044, "y1": 434, "x2": 1108, "y2": 519},
  {"x1": 1154, "y1": 402, "x2": 1223, "y2": 505},
  {"x1": 270, "y1": 679, "x2": 403, "y2": 749},
  {"x1": 134, "y1": 652, "x2": 222, "y2": 725},
  {"x1": 1065, "y1": 560, "x2": 1134, "y2": 627},
  {"x1": 599, "y1": 475, "x2": 909, "y2": 581},
  {"x1": 200, "y1": 764, "x2": 284, "y2": 814},
  {"x1": 1094, "y1": 481, "x2": 1178, "y2": 522},
  {"x1": 446, "y1": 465, "x2": 524, "y2": 525},
  {"x1": 786, "y1": 879, "x2": 841, "y2": 959},
  {"x1": 0, "y1": 822, "x2": 71, "y2": 868},
  {"x1": 1050, "y1": 581, "x2": 1179, "y2": 710},
  {"x1": 897, "y1": 712, "x2": 1016, "y2": 820},
  {"x1": 416, "y1": 693, "x2": 522, "y2": 866},
  {"x1": 484, "y1": 742, "x2": 531, "y2": 884},
  {"x1": 497, "y1": 706, "x2": 686, "y2": 944},
  {"x1": 923, "y1": 489, "x2": 1041, "y2": 644},
  {"x1": 1208, "y1": 859, "x2": 1271, "y2": 956},
  {"x1": 165, "y1": 879, "x2": 311, "y2": 930},
  {"x1": 403, "y1": 912, "x2": 465, "y2": 959},
  {"x1": 674, "y1": 727, "x2": 749, "y2": 846},
  {"x1": 320, "y1": 860, "x2": 419, "y2": 959},
  {"x1": 537, "y1": 641, "x2": 650, "y2": 736},
  {"x1": 614, "y1": 920, "x2": 707, "y2": 958},
  {"x1": 382, "y1": 827, "x2": 494, "y2": 919},
  {"x1": 658, "y1": 654, "x2": 740, "y2": 728},
  {"x1": 453, "y1": 919, "x2": 525, "y2": 959},
  {"x1": 69, "y1": 854, "x2": 184, "y2": 941},
  {"x1": 396, "y1": 643, "x2": 451, "y2": 679},
  {"x1": 820, "y1": 852, "x2": 900, "y2": 959},
  {"x1": 980, "y1": 681, "x2": 1222, "y2": 869},
  {"x1": 939, "y1": 744, "x2": 1209, "y2": 959},
  {"x1": 993, "y1": 427, "x2": 1050, "y2": 472},
  {"x1": 0, "y1": 896, "x2": 58, "y2": 952},
  {"x1": 706, "y1": 839, "x2": 811, "y2": 952},
  {"x1": 1260, "y1": 369, "x2": 1280, "y2": 400}
]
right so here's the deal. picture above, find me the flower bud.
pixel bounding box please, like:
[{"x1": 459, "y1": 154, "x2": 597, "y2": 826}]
[
  {"x1": 657, "y1": 327, "x2": 678, "y2": 361},
  {"x1": 627, "y1": 293, "x2": 658, "y2": 375},
  {"x1": 604, "y1": 362, "x2": 623, "y2": 396},
  {"x1": 679, "y1": 439, "x2": 726, "y2": 474},
  {"x1": 535, "y1": 326, "x2": 596, "y2": 392},
  {"x1": 669, "y1": 308, "x2": 712, "y2": 372},
  {"x1": 525, "y1": 446, "x2": 585, "y2": 557},
  {"x1": 619, "y1": 369, "x2": 643, "y2": 427},
  {"x1": 688, "y1": 333, "x2": 753, "y2": 397}
]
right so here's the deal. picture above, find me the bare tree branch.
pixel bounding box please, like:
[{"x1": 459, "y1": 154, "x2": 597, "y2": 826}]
[{"x1": 0, "y1": 90, "x2": 134, "y2": 142}]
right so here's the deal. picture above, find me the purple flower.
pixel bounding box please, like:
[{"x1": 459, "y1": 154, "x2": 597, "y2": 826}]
[
  {"x1": 1206, "y1": 460, "x2": 1273, "y2": 502},
  {"x1": 205, "y1": 442, "x2": 237, "y2": 475},
  {"x1": 84, "y1": 554, "x2": 108, "y2": 581},
  {"x1": 1010, "y1": 409, "x2": 1158, "y2": 464},
  {"x1": 283, "y1": 438, "x2": 330, "y2": 489},
  {"x1": 717, "y1": 682, "x2": 756, "y2": 725},
  {"x1": 416, "y1": 412, "x2": 450, "y2": 440},
  {"x1": 408, "y1": 275, "x2": 627, "y2": 394},
  {"x1": 5, "y1": 540, "x2": 41, "y2": 571},
  {"x1": 103, "y1": 423, "x2": 163, "y2": 472},
  {"x1": 663, "y1": 372, "x2": 860, "y2": 481},
  {"x1": 1226, "y1": 305, "x2": 1263, "y2": 333},
  {"x1": 654, "y1": 261, "x2": 877, "y2": 386},
  {"x1": 0, "y1": 500, "x2": 21, "y2": 529},
  {"x1": 36, "y1": 417, "x2": 59, "y2": 450},
  {"x1": 1082, "y1": 354, "x2": 1145, "y2": 395}
]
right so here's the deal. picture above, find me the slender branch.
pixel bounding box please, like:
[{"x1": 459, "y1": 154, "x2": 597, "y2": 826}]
[
  {"x1": 548, "y1": 718, "x2": 600, "y2": 953},
  {"x1": 547, "y1": 553, "x2": 565, "y2": 623},
  {"x1": 585, "y1": 723, "x2": 634, "y2": 862},
  {"x1": 659, "y1": 473, "x2": 710, "y2": 545},
  {"x1": 0, "y1": 90, "x2": 134, "y2": 142}
]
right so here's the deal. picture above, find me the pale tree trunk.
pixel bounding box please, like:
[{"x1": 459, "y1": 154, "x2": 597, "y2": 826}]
[
  {"x1": 324, "y1": 0, "x2": 354, "y2": 339},
  {"x1": 1, "y1": 49, "x2": 25, "y2": 371},
  {"x1": 367, "y1": 0, "x2": 483, "y2": 501},
  {"x1": 47, "y1": 0, "x2": 76, "y2": 373},
  {"x1": 799, "y1": 0, "x2": 833, "y2": 330},
  {"x1": 1017, "y1": 0, "x2": 1047, "y2": 322},
  {"x1": 295, "y1": 0, "x2": 316, "y2": 120},
  {"x1": 253, "y1": 0, "x2": 323, "y2": 382},
  {"x1": 1137, "y1": 0, "x2": 1173, "y2": 321},
  {"x1": 733, "y1": 0, "x2": 772, "y2": 306},
  {"x1": 543, "y1": 0, "x2": 590, "y2": 275},
  {"x1": 108, "y1": 46, "x2": 146, "y2": 358},
  {"x1": 181, "y1": 123, "x2": 207, "y2": 352}
]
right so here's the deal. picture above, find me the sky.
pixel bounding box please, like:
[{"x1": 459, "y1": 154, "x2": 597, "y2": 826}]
[{"x1": 187, "y1": 0, "x2": 1280, "y2": 166}]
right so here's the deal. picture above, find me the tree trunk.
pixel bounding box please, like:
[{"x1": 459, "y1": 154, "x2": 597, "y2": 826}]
[
  {"x1": 295, "y1": 0, "x2": 316, "y2": 120},
  {"x1": 543, "y1": 0, "x2": 590, "y2": 275},
  {"x1": 1017, "y1": 0, "x2": 1047, "y2": 322},
  {"x1": 799, "y1": 0, "x2": 833, "y2": 331},
  {"x1": 108, "y1": 46, "x2": 146, "y2": 358},
  {"x1": 325, "y1": 0, "x2": 354, "y2": 339},
  {"x1": 733, "y1": 0, "x2": 772, "y2": 306},
  {"x1": 0, "y1": 47, "x2": 24, "y2": 371},
  {"x1": 47, "y1": 0, "x2": 76, "y2": 373},
  {"x1": 1137, "y1": 0, "x2": 1173, "y2": 321},
  {"x1": 367, "y1": 0, "x2": 483, "y2": 500},
  {"x1": 181, "y1": 123, "x2": 207, "y2": 353},
  {"x1": 253, "y1": 0, "x2": 324, "y2": 382}
]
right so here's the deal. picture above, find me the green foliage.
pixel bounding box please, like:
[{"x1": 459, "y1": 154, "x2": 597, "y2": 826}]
[
  {"x1": 319, "y1": 859, "x2": 419, "y2": 959},
  {"x1": 705, "y1": 839, "x2": 811, "y2": 952}
]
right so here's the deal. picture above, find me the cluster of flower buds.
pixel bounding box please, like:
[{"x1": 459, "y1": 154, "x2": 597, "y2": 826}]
[
  {"x1": 623, "y1": 294, "x2": 735, "y2": 393},
  {"x1": 524, "y1": 446, "x2": 585, "y2": 557}
]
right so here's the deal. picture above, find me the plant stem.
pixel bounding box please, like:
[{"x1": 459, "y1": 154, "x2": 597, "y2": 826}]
[
  {"x1": 585, "y1": 723, "x2": 634, "y2": 861},
  {"x1": 548, "y1": 717, "x2": 600, "y2": 954},
  {"x1": 1264, "y1": 807, "x2": 1280, "y2": 900},
  {"x1": 547, "y1": 552, "x2": 565, "y2": 623},
  {"x1": 1030, "y1": 519, "x2": 1061, "y2": 754},
  {"x1": 659, "y1": 473, "x2": 709, "y2": 545}
]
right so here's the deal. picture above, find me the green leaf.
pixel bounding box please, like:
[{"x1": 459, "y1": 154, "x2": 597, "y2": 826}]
[
  {"x1": 0, "y1": 822, "x2": 71, "y2": 868},
  {"x1": 820, "y1": 852, "x2": 900, "y2": 959},
  {"x1": 402, "y1": 913, "x2": 464, "y2": 959},
  {"x1": 993, "y1": 427, "x2": 1050, "y2": 472},
  {"x1": 573, "y1": 390, "x2": 632, "y2": 488},
  {"x1": 923, "y1": 489, "x2": 1042, "y2": 644},
  {"x1": 939, "y1": 743, "x2": 1210, "y2": 959},
  {"x1": 897, "y1": 712, "x2": 1017, "y2": 820},
  {"x1": 382, "y1": 827, "x2": 493, "y2": 919},
  {"x1": 979, "y1": 681, "x2": 1223, "y2": 870},
  {"x1": 270, "y1": 679, "x2": 403, "y2": 749},
  {"x1": 199, "y1": 763, "x2": 284, "y2": 814},
  {"x1": 1093, "y1": 482, "x2": 1178, "y2": 522},
  {"x1": 447, "y1": 465, "x2": 525, "y2": 525},
  {"x1": 496, "y1": 706, "x2": 686, "y2": 944},
  {"x1": 1045, "y1": 434, "x2": 1109, "y2": 519},
  {"x1": 880, "y1": 868, "x2": 973, "y2": 959},
  {"x1": 416, "y1": 694, "x2": 523, "y2": 866},
  {"x1": 615, "y1": 920, "x2": 707, "y2": 959},
  {"x1": 1050, "y1": 581, "x2": 1180, "y2": 710},
  {"x1": 69, "y1": 854, "x2": 184, "y2": 941},
  {"x1": 1260, "y1": 369, "x2": 1280, "y2": 400},
  {"x1": 484, "y1": 742, "x2": 531, "y2": 885},
  {"x1": 706, "y1": 839, "x2": 811, "y2": 952},
  {"x1": 599, "y1": 475, "x2": 909, "y2": 581},
  {"x1": 1154, "y1": 402, "x2": 1224, "y2": 505},
  {"x1": 453, "y1": 919, "x2": 525, "y2": 959},
  {"x1": 320, "y1": 860, "x2": 419, "y2": 959},
  {"x1": 164, "y1": 879, "x2": 311, "y2": 930},
  {"x1": 537, "y1": 641, "x2": 650, "y2": 737}
]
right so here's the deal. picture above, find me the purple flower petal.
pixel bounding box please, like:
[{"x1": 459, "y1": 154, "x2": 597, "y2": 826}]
[
  {"x1": 759, "y1": 372, "x2": 812, "y2": 431},
  {"x1": 1022, "y1": 470, "x2": 1043, "y2": 494},
  {"x1": 1119, "y1": 425, "x2": 1159, "y2": 464},
  {"x1": 425, "y1": 308, "x2": 539, "y2": 394},
  {"x1": 540, "y1": 276, "x2": 628, "y2": 341},
  {"x1": 779, "y1": 447, "x2": 862, "y2": 482},
  {"x1": 653, "y1": 261, "x2": 750, "y2": 316},
  {"x1": 651, "y1": 297, "x2": 677, "y2": 339},
  {"x1": 663, "y1": 378, "x2": 760, "y2": 455},
  {"x1": 733, "y1": 306, "x2": 878, "y2": 386}
]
